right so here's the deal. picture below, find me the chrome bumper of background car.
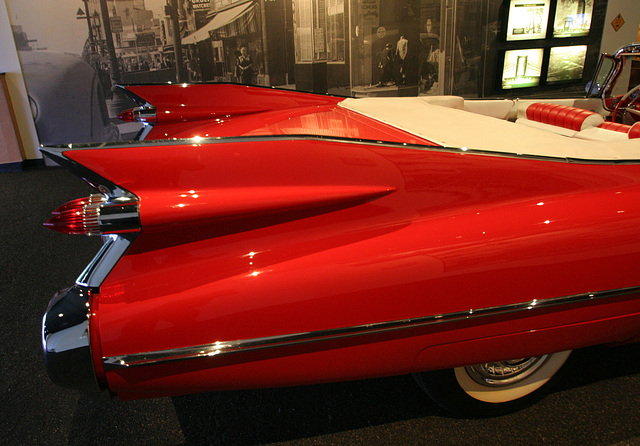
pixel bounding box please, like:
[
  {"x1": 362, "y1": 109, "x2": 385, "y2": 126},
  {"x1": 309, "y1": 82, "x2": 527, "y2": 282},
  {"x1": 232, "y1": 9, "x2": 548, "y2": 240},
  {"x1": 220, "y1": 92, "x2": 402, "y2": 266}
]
[{"x1": 42, "y1": 286, "x2": 103, "y2": 395}]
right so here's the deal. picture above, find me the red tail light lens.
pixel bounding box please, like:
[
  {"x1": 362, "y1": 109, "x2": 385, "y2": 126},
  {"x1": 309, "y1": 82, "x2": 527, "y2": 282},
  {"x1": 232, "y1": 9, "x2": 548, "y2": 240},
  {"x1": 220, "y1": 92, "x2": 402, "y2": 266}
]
[
  {"x1": 118, "y1": 107, "x2": 157, "y2": 124},
  {"x1": 117, "y1": 109, "x2": 135, "y2": 122},
  {"x1": 44, "y1": 194, "x2": 140, "y2": 236},
  {"x1": 44, "y1": 194, "x2": 103, "y2": 235},
  {"x1": 50, "y1": 195, "x2": 106, "y2": 215}
]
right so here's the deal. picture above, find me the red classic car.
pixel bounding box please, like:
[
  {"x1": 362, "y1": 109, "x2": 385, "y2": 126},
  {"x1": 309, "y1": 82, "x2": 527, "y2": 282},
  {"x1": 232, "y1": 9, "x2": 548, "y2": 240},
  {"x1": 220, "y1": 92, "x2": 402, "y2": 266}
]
[{"x1": 42, "y1": 44, "x2": 640, "y2": 417}]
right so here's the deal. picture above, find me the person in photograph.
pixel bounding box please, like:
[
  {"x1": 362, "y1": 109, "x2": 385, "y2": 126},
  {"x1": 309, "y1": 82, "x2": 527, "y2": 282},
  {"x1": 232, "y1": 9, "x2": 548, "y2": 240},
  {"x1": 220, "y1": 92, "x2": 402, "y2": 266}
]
[
  {"x1": 187, "y1": 58, "x2": 201, "y2": 82},
  {"x1": 377, "y1": 43, "x2": 395, "y2": 87},
  {"x1": 396, "y1": 36, "x2": 408, "y2": 85},
  {"x1": 236, "y1": 46, "x2": 253, "y2": 84}
]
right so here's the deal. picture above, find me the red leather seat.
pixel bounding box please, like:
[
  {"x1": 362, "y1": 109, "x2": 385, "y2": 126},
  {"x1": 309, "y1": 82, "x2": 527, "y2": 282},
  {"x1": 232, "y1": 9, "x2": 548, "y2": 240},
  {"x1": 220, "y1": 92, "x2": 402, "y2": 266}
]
[
  {"x1": 526, "y1": 103, "x2": 600, "y2": 131},
  {"x1": 598, "y1": 122, "x2": 632, "y2": 133}
]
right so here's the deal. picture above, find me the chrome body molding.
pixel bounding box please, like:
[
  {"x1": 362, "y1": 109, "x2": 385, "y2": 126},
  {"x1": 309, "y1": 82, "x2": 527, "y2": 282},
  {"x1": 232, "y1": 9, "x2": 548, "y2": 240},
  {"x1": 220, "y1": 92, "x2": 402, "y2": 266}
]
[
  {"x1": 135, "y1": 123, "x2": 154, "y2": 141},
  {"x1": 76, "y1": 234, "x2": 135, "y2": 289},
  {"x1": 41, "y1": 135, "x2": 640, "y2": 166},
  {"x1": 40, "y1": 146, "x2": 138, "y2": 198},
  {"x1": 95, "y1": 195, "x2": 140, "y2": 235},
  {"x1": 74, "y1": 194, "x2": 140, "y2": 236},
  {"x1": 103, "y1": 285, "x2": 640, "y2": 370}
]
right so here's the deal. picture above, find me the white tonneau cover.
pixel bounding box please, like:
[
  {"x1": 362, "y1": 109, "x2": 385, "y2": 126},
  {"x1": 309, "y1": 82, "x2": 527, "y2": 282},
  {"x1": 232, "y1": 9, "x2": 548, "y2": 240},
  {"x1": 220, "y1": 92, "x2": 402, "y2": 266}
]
[{"x1": 339, "y1": 97, "x2": 640, "y2": 161}]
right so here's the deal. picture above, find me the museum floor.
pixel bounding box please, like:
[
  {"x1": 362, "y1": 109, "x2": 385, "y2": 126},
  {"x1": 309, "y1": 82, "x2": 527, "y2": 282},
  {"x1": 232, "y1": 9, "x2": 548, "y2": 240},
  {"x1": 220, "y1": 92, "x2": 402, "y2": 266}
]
[{"x1": 1, "y1": 165, "x2": 639, "y2": 445}]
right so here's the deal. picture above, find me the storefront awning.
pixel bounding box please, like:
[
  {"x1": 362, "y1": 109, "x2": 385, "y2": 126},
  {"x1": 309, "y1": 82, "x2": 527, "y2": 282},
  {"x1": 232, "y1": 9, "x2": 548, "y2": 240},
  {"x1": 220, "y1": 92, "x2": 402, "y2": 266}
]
[{"x1": 182, "y1": 2, "x2": 254, "y2": 45}]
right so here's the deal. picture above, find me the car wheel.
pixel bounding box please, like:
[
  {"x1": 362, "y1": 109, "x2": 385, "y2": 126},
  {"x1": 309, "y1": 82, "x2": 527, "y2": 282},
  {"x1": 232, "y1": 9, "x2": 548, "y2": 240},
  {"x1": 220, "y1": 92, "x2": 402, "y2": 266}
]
[{"x1": 413, "y1": 350, "x2": 571, "y2": 417}]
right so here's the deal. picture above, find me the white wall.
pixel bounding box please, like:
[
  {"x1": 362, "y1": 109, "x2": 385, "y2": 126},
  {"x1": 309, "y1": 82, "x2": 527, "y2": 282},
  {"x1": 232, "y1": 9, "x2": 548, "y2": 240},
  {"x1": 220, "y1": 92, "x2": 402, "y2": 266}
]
[
  {"x1": 0, "y1": 0, "x2": 40, "y2": 160},
  {"x1": 600, "y1": 0, "x2": 640, "y2": 54}
]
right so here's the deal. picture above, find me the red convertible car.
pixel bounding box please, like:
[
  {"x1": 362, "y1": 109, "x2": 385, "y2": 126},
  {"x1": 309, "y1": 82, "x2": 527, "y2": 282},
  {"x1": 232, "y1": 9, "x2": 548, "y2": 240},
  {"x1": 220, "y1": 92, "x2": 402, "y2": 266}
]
[{"x1": 42, "y1": 44, "x2": 640, "y2": 417}]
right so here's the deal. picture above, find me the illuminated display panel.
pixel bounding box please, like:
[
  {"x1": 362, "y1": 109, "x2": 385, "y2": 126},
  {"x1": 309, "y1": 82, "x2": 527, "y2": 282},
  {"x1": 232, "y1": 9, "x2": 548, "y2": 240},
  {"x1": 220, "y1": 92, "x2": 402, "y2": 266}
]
[
  {"x1": 502, "y1": 48, "x2": 544, "y2": 89},
  {"x1": 547, "y1": 45, "x2": 587, "y2": 83},
  {"x1": 506, "y1": 0, "x2": 551, "y2": 41},
  {"x1": 553, "y1": 0, "x2": 593, "y2": 37}
]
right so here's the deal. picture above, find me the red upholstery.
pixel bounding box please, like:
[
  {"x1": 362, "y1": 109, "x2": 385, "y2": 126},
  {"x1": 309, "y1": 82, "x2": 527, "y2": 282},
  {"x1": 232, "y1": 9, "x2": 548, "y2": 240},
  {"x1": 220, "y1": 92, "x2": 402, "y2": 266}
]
[
  {"x1": 598, "y1": 122, "x2": 632, "y2": 133},
  {"x1": 629, "y1": 122, "x2": 640, "y2": 139},
  {"x1": 526, "y1": 103, "x2": 599, "y2": 131}
]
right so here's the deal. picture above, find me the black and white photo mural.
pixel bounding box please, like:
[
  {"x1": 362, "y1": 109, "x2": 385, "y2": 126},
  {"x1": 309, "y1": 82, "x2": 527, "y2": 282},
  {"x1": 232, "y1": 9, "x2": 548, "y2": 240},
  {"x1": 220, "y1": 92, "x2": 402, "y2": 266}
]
[
  {"x1": 7, "y1": 0, "x2": 281, "y2": 144},
  {"x1": 5, "y1": 0, "x2": 608, "y2": 144}
]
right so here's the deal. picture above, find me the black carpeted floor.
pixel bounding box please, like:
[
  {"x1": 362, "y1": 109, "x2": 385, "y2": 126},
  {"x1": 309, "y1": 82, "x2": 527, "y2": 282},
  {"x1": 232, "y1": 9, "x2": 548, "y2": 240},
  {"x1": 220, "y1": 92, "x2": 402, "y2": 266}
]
[{"x1": 1, "y1": 166, "x2": 639, "y2": 445}]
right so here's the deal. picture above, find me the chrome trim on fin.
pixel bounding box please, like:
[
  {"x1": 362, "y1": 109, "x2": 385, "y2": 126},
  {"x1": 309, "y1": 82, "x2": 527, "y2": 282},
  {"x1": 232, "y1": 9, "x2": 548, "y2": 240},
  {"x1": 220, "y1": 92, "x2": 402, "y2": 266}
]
[
  {"x1": 76, "y1": 234, "x2": 135, "y2": 289},
  {"x1": 40, "y1": 146, "x2": 137, "y2": 199},
  {"x1": 41, "y1": 134, "x2": 640, "y2": 166}
]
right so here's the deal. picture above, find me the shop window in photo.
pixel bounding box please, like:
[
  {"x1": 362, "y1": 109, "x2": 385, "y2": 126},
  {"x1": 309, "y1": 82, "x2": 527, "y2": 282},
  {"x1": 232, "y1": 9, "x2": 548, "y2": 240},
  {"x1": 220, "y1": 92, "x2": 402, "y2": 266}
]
[
  {"x1": 501, "y1": 48, "x2": 544, "y2": 89},
  {"x1": 326, "y1": 0, "x2": 345, "y2": 63},
  {"x1": 293, "y1": 0, "x2": 327, "y2": 63},
  {"x1": 506, "y1": 0, "x2": 551, "y2": 41}
]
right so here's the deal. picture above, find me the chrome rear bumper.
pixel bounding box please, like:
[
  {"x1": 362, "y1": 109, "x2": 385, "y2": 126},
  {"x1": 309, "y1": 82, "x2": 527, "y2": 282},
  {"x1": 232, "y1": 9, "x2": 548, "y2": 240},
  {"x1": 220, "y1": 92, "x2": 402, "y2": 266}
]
[{"x1": 42, "y1": 286, "x2": 103, "y2": 395}]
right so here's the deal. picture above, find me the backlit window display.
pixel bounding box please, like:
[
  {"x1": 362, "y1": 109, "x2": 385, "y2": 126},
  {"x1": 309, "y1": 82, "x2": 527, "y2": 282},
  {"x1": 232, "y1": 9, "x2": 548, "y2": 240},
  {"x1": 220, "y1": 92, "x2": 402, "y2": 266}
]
[
  {"x1": 502, "y1": 48, "x2": 544, "y2": 89},
  {"x1": 506, "y1": 0, "x2": 551, "y2": 41},
  {"x1": 553, "y1": 0, "x2": 593, "y2": 38},
  {"x1": 547, "y1": 45, "x2": 587, "y2": 83}
]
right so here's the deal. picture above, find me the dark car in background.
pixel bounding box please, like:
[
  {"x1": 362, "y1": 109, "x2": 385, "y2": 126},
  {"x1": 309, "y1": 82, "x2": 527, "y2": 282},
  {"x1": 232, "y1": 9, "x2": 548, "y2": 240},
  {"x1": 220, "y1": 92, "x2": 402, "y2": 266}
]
[{"x1": 19, "y1": 51, "x2": 119, "y2": 145}]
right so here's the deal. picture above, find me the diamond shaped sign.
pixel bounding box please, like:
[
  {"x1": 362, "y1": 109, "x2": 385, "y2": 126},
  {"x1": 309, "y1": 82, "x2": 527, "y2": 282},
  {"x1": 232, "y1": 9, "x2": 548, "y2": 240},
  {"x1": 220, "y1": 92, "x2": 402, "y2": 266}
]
[{"x1": 611, "y1": 14, "x2": 625, "y2": 32}]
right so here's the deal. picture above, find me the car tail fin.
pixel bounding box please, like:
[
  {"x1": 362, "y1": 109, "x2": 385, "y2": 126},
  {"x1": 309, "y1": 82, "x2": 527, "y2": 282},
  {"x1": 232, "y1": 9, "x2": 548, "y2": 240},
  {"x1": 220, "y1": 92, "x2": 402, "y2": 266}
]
[
  {"x1": 40, "y1": 147, "x2": 141, "y2": 237},
  {"x1": 116, "y1": 83, "x2": 343, "y2": 125}
]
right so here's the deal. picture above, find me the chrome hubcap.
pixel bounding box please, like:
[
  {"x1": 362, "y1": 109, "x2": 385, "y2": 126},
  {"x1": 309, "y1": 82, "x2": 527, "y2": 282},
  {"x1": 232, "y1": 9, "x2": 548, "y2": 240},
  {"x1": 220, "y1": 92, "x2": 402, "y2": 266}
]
[{"x1": 464, "y1": 355, "x2": 549, "y2": 387}]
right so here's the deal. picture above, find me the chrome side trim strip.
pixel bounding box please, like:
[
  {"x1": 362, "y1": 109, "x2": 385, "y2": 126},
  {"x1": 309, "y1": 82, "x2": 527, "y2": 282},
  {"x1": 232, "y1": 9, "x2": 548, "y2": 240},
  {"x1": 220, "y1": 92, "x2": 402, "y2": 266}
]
[
  {"x1": 135, "y1": 123, "x2": 154, "y2": 141},
  {"x1": 76, "y1": 234, "x2": 135, "y2": 289},
  {"x1": 103, "y1": 285, "x2": 640, "y2": 370},
  {"x1": 40, "y1": 146, "x2": 137, "y2": 198}
]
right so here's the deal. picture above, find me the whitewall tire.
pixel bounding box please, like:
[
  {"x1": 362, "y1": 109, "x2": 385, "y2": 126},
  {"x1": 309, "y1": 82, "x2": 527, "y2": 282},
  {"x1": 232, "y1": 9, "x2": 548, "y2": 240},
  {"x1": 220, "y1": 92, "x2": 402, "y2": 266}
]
[{"x1": 414, "y1": 350, "x2": 571, "y2": 417}]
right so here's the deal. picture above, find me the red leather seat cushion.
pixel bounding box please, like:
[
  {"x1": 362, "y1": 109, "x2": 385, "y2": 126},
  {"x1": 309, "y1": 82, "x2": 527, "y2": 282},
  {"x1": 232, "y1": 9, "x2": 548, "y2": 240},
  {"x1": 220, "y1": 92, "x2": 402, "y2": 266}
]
[
  {"x1": 598, "y1": 122, "x2": 632, "y2": 133},
  {"x1": 526, "y1": 103, "x2": 599, "y2": 131}
]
